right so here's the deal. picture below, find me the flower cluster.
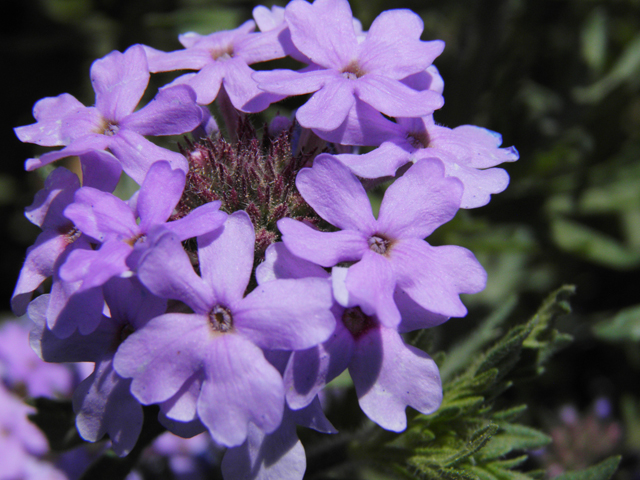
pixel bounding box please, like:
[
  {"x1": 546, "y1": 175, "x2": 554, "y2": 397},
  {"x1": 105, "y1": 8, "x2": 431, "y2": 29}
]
[{"x1": 13, "y1": 0, "x2": 517, "y2": 478}]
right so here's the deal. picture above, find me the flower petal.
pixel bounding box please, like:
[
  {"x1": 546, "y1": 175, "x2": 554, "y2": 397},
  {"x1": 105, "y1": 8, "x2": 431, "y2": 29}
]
[
  {"x1": 296, "y1": 154, "x2": 376, "y2": 232},
  {"x1": 137, "y1": 161, "x2": 186, "y2": 232},
  {"x1": 165, "y1": 202, "x2": 226, "y2": 240},
  {"x1": 351, "y1": 326, "x2": 442, "y2": 431},
  {"x1": 278, "y1": 218, "x2": 367, "y2": 268},
  {"x1": 377, "y1": 158, "x2": 462, "y2": 239},
  {"x1": 256, "y1": 242, "x2": 329, "y2": 284},
  {"x1": 295, "y1": 78, "x2": 355, "y2": 131},
  {"x1": 91, "y1": 45, "x2": 150, "y2": 121},
  {"x1": 197, "y1": 334, "x2": 284, "y2": 447},
  {"x1": 356, "y1": 74, "x2": 443, "y2": 117},
  {"x1": 235, "y1": 277, "x2": 335, "y2": 350},
  {"x1": 391, "y1": 238, "x2": 487, "y2": 317}
]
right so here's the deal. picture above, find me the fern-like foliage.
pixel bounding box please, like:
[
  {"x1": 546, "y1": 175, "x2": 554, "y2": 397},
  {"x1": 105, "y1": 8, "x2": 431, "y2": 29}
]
[{"x1": 345, "y1": 285, "x2": 620, "y2": 480}]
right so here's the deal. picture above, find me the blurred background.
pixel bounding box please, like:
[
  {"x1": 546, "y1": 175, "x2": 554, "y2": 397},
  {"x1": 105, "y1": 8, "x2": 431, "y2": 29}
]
[{"x1": 2, "y1": 0, "x2": 640, "y2": 477}]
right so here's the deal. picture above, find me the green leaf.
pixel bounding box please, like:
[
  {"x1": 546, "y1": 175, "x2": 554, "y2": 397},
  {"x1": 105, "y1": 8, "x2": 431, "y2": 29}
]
[
  {"x1": 552, "y1": 456, "x2": 621, "y2": 480},
  {"x1": 477, "y1": 423, "x2": 551, "y2": 461},
  {"x1": 593, "y1": 304, "x2": 640, "y2": 341}
]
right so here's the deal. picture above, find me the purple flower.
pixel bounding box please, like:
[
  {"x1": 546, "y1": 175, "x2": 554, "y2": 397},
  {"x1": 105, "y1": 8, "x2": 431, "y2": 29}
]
[
  {"x1": 29, "y1": 277, "x2": 167, "y2": 456},
  {"x1": 335, "y1": 115, "x2": 519, "y2": 208},
  {"x1": 258, "y1": 243, "x2": 446, "y2": 431},
  {"x1": 60, "y1": 160, "x2": 226, "y2": 295},
  {"x1": 253, "y1": 0, "x2": 444, "y2": 132},
  {"x1": 15, "y1": 45, "x2": 203, "y2": 184},
  {"x1": 113, "y1": 211, "x2": 335, "y2": 447},
  {"x1": 143, "y1": 21, "x2": 285, "y2": 111},
  {"x1": 278, "y1": 154, "x2": 486, "y2": 327},
  {"x1": 0, "y1": 319, "x2": 77, "y2": 398}
]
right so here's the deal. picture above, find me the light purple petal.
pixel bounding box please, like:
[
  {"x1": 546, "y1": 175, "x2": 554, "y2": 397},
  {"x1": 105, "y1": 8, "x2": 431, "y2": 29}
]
[
  {"x1": 137, "y1": 229, "x2": 214, "y2": 313},
  {"x1": 357, "y1": 74, "x2": 444, "y2": 117},
  {"x1": 284, "y1": 320, "x2": 353, "y2": 409},
  {"x1": 107, "y1": 129, "x2": 188, "y2": 184},
  {"x1": 137, "y1": 161, "x2": 186, "y2": 232},
  {"x1": 73, "y1": 358, "x2": 143, "y2": 456},
  {"x1": 234, "y1": 27, "x2": 288, "y2": 64},
  {"x1": 296, "y1": 154, "x2": 376, "y2": 232},
  {"x1": 377, "y1": 158, "x2": 462, "y2": 239},
  {"x1": 395, "y1": 288, "x2": 449, "y2": 333},
  {"x1": 351, "y1": 326, "x2": 442, "y2": 431},
  {"x1": 103, "y1": 276, "x2": 167, "y2": 330},
  {"x1": 58, "y1": 240, "x2": 132, "y2": 291},
  {"x1": 253, "y1": 68, "x2": 330, "y2": 96},
  {"x1": 312, "y1": 98, "x2": 404, "y2": 147},
  {"x1": 222, "y1": 59, "x2": 282, "y2": 112},
  {"x1": 335, "y1": 140, "x2": 411, "y2": 178},
  {"x1": 285, "y1": 0, "x2": 357, "y2": 69},
  {"x1": 114, "y1": 312, "x2": 210, "y2": 405},
  {"x1": 165, "y1": 201, "x2": 226, "y2": 240},
  {"x1": 25, "y1": 134, "x2": 109, "y2": 171},
  {"x1": 401, "y1": 65, "x2": 445, "y2": 94},
  {"x1": 12, "y1": 231, "x2": 67, "y2": 315},
  {"x1": 29, "y1": 294, "x2": 115, "y2": 362},
  {"x1": 235, "y1": 277, "x2": 335, "y2": 350},
  {"x1": 256, "y1": 242, "x2": 329, "y2": 284},
  {"x1": 359, "y1": 11, "x2": 444, "y2": 79},
  {"x1": 79, "y1": 150, "x2": 122, "y2": 192},
  {"x1": 15, "y1": 94, "x2": 85, "y2": 146},
  {"x1": 91, "y1": 45, "x2": 150, "y2": 121},
  {"x1": 176, "y1": 65, "x2": 225, "y2": 105},
  {"x1": 296, "y1": 78, "x2": 355, "y2": 131},
  {"x1": 158, "y1": 414, "x2": 206, "y2": 438},
  {"x1": 197, "y1": 211, "x2": 254, "y2": 308},
  {"x1": 198, "y1": 334, "x2": 284, "y2": 447},
  {"x1": 278, "y1": 218, "x2": 367, "y2": 267},
  {"x1": 143, "y1": 45, "x2": 211, "y2": 72},
  {"x1": 290, "y1": 396, "x2": 337, "y2": 434},
  {"x1": 64, "y1": 187, "x2": 138, "y2": 242},
  {"x1": 121, "y1": 85, "x2": 202, "y2": 136},
  {"x1": 391, "y1": 239, "x2": 487, "y2": 317},
  {"x1": 443, "y1": 164, "x2": 510, "y2": 209},
  {"x1": 160, "y1": 370, "x2": 204, "y2": 422},
  {"x1": 25, "y1": 167, "x2": 80, "y2": 228},
  {"x1": 221, "y1": 413, "x2": 305, "y2": 480},
  {"x1": 343, "y1": 250, "x2": 400, "y2": 327}
]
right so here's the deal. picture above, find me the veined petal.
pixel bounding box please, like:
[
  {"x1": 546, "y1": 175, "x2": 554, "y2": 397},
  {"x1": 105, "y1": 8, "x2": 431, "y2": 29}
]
[
  {"x1": 344, "y1": 250, "x2": 400, "y2": 328},
  {"x1": 335, "y1": 140, "x2": 411, "y2": 179},
  {"x1": 391, "y1": 239, "x2": 487, "y2": 317},
  {"x1": 253, "y1": 69, "x2": 330, "y2": 96},
  {"x1": 284, "y1": 320, "x2": 353, "y2": 409},
  {"x1": 442, "y1": 163, "x2": 510, "y2": 209},
  {"x1": 25, "y1": 134, "x2": 109, "y2": 171},
  {"x1": 377, "y1": 158, "x2": 462, "y2": 239},
  {"x1": 79, "y1": 150, "x2": 122, "y2": 192},
  {"x1": 296, "y1": 78, "x2": 355, "y2": 131},
  {"x1": 351, "y1": 326, "x2": 442, "y2": 431},
  {"x1": 137, "y1": 161, "x2": 186, "y2": 232},
  {"x1": 91, "y1": 45, "x2": 150, "y2": 121},
  {"x1": 58, "y1": 240, "x2": 131, "y2": 291},
  {"x1": 165, "y1": 202, "x2": 226, "y2": 241},
  {"x1": 198, "y1": 211, "x2": 254, "y2": 308},
  {"x1": 395, "y1": 288, "x2": 449, "y2": 333},
  {"x1": 296, "y1": 154, "x2": 376, "y2": 232},
  {"x1": 108, "y1": 129, "x2": 188, "y2": 185},
  {"x1": 198, "y1": 334, "x2": 284, "y2": 447},
  {"x1": 73, "y1": 358, "x2": 143, "y2": 457},
  {"x1": 285, "y1": 0, "x2": 358, "y2": 69},
  {"x1": 222, "y1": 58, "x2": 282, "y2": 112},
  {"x1": 278, "y1": 218, "x2": 367, "y2": 268},
  {"x1": 160, "y1": 370, "x2": 204, "y2": 422},
  {"x1": 137, "y1": 229, "x2": 214, "y2": 313},
  {"x1": 234, "y1": 277, "x2": 335, "y2": 350},
  {"x1": 121, "y1": 85, "x2": 202, "y2": 136},
  {"x1": 143, "y1": 45, "x2": 211, "y2": 73},
  {"x1": 114, "y1": 313, "x2": 211, "y2": 405},
  {"x1": 15, "y1": 94, "x2": 85, "y2": 146},
  {"x1": 356, "y1": 75, "x2": 443, "y2": 117},
  {"x1": 64, "y1": 187, "x2": 138, "y2": 242},
  {"x1": 256, "y1": 242, "x2": 329, "y2": 284}
]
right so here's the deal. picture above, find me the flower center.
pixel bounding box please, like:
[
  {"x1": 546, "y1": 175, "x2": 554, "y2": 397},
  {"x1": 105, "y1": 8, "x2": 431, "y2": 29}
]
[
  {"x1": 104, "y1": 121, "x2": 120, "y2": 136},
  {"x1": 126, "y1": 233, "x2": 147, "y2": 247},
  {"x1": 62, "y1": 226, "x2": 82, "y2": 245},
  {"x1": 212, "y1": 46, "x2": 234, "y2": 61},
  {"x1": 341, "y1": 61, "x2": 365, "y2": 80},
  {"x1": 209, "y1": 305, "x2": 233, "y2": 333},
  {"x1": 368, "y1": 235, "x2": 390, "y2": 254},
  {"x1": 342, "y1": 307, "x2": 376, "y2": 338},
  {"x1": 407, "y1": 130, "x2": 430, "y2": 149}
]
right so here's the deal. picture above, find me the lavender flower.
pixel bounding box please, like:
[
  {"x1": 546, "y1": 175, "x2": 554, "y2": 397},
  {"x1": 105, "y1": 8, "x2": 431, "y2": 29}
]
[
  {"x1": 15, "y1": 45, "x2": 203, "y2": 184},
  {"x1": 113, "y1": 212, "x2": 335, "y2": 447},
  {"x1": 143, "y1": 21, "x2": 285, "y2": 110},
  {"x1": 278, "y1": 154, "x2": 486, "y2": 326},
  {"x1": 253, "y1": 0, "x2": 444, "y2": 132}
]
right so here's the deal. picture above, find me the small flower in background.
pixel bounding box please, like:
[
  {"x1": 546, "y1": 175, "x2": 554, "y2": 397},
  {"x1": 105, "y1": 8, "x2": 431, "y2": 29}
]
[{"x1": 534, "y1": 398, "x2": 623, "y2": 477}]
